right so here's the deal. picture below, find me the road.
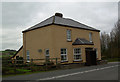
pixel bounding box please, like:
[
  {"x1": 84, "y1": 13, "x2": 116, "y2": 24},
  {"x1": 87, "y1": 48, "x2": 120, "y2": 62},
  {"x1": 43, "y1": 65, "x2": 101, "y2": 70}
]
[{"x1": 2, "y1": 62, "x2": 119, "y2": 81}]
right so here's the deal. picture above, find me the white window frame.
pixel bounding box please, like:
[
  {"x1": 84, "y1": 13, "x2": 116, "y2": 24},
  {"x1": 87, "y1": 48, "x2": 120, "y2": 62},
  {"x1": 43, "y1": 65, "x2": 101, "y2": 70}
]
[
  {"x1": 73, "y1": 48, "x2": 82, "y2": 61},
  {"x1": 61, "y1": 48, "x2": 67, "y2": 62},
  {"x1": 45, "y1": 49, "x2": 49, "y2": 60},
  {"x1": 26, "y1": 50, "x2": 30, "y2": 62},
  {"x1": 89, "y1": 32, "x2": 92, "y2": 42},
  {"x1": 95, "y1": 48, "x2": 98, "y2": 58},
  {"x1": 67, "y1": 29, "x2": 71, "y2": 41}
]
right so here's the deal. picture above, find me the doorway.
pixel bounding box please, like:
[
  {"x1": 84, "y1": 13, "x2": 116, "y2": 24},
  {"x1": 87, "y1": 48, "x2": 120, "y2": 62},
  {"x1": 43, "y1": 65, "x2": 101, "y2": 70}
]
[{"x1": 85, "y1": 48, "x2": 97, "y2": 66}]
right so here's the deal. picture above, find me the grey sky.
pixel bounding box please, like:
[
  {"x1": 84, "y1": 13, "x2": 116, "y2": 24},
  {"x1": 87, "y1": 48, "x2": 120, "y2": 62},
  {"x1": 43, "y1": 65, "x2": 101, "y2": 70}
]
[{"x1": 1, "y1": 2, "x2": 118, "y2": 51}]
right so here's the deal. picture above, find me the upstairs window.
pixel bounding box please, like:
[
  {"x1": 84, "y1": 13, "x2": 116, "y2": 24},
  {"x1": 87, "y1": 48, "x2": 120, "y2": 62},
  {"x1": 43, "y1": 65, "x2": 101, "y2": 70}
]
[
  {"x1": 89, "y1": 32, "x2": 92, "y2": 42},
  {"x1": 67, "y1": 29, "x2": 71, "y2": 41}
]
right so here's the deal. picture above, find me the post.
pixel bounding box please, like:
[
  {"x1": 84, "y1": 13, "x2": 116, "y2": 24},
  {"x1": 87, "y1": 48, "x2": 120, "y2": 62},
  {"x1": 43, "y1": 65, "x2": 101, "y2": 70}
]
[
  {"x1": 14, "y1": 59, "x2": 16, "y2": 74},
  {"x1": 56, "y1": 58, "x2": 58, "y2": 65},
  {"x1": 45, "y1": 62, "x2": 47, "y2": 71}
]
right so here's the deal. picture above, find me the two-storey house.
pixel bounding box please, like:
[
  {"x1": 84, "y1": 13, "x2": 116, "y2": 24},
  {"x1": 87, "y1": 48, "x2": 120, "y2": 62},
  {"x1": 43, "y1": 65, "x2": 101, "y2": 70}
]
[{"x1": 12, "y1": 13, "x2": 101, "y2": 65}]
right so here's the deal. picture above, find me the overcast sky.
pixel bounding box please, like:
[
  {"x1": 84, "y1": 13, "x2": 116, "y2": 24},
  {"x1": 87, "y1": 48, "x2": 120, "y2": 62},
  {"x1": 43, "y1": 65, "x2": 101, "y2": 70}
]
[{"x1": 1, "y1": 2, "x2": 118, "y2": 51}]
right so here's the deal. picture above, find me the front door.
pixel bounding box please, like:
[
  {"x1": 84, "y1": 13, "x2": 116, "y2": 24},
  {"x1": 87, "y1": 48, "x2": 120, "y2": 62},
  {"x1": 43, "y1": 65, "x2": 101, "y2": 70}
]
[{"x1": 85, "y1": 48, "x2": 97, "y2": 66}]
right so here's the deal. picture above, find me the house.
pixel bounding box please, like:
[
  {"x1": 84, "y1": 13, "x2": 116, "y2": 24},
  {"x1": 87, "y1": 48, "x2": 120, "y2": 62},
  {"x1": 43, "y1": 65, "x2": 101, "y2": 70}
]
[{"x1": 12, "y1": 13, "x2": 101, "y2": 65}]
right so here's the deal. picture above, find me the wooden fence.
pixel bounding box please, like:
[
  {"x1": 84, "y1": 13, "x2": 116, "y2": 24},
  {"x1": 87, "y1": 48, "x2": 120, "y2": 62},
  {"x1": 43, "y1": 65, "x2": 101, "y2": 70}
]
[
  {"x1": 2, "y1": 58, "x2": 61, "y2": 74},
  {"x1": 2, "y1": 58, "x2": 61, "y2": 66}
]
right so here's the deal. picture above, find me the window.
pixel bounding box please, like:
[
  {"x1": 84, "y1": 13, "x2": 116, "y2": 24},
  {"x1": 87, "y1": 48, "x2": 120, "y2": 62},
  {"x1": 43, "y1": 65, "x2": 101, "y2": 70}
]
[
  {"x1": 95, "y1": 48, "x2": 98, "y2": 58},
  {"x1": 73, "y1": 48, "x2": 82, "y2": 61},
  {"x1": 26, "y1": 50, "x2": 30, "y2": 62},
  {"x1": 89, "y1": 32, "x2": 92, "y2": 42},
  {"x1": 67, "y1": 29, "x2": 71, "y2": 41},
  {"x1": 61, "y1": 48, "x2": 67, "y2": 62},
  {"x1": 16, "y1": 56, "x2": 19, "y2": 60},
  {"x1": 45, "y1": 49, "x2": 49, "y2": 61}
]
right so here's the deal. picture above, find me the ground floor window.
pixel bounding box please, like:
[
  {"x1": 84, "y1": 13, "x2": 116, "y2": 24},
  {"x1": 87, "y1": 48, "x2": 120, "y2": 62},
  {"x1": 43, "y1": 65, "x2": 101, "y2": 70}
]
[
  {"x1": 61, "y1": 48, "x2": 67, "y2": 62},
  {"x1": 73, "y1": 48, "x2": 82, "y2": 61},
  {"x1": 26, "y1": 50, "x2": 30, "y2": 62},
  {"x1": 95, "y1": 48, "x2": 98, "y2": 58},
  {"x1": 16, "y1": 56, "x2": 19, "y2": 59},
  {"x1": 45, "y1": 49, "x2": 49, "y2": 61}
]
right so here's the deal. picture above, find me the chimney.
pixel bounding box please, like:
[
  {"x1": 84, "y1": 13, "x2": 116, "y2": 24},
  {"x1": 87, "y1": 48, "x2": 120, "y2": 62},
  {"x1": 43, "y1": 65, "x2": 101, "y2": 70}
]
[{"x1": 55, "y1": 13, "x2": 63, "y2": 18}]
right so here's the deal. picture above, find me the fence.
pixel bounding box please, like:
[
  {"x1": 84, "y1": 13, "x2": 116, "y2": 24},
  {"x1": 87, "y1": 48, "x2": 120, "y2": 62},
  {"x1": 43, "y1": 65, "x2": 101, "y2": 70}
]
[
  {"x1": 3, "y1": 58, "x2": 60, "y2": 65},
  {"x1": 2, "y1": 58, "x2": 61, "y2": 75}
]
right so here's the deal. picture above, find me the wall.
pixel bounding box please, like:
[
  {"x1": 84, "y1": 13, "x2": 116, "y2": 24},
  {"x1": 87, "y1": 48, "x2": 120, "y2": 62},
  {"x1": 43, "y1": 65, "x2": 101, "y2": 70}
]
[
  {"x1": 13, "y1": 48, "x2": 23, "y2": 59},
  {"x1": 51, "y1": 25, "x2": 101, "y2": 63},
  {"x1": 23, "y1": 25, "x2": 54, "y2": 62},
  {"x1": 22, "y1": 24, "x2": 101, "y2": 63}
]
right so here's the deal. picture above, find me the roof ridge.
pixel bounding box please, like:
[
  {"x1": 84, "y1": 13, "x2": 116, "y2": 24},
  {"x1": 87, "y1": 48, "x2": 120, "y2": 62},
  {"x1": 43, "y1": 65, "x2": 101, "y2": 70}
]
[{"x1": 23, "y1": 15, "x2": 100, "y2": 33}]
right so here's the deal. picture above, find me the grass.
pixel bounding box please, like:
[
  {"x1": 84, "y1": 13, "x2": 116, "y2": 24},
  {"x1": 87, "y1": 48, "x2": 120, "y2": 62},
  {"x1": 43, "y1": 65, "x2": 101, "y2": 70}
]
[
  {"x1": 106, "y1": 58, "x2": 120, "y2": 62},
  {"x1": 0, "y1": 54, "x2": 13, "y2": 59},
  {"x1": 0, "y1": 55, "x2": 2, "y2": 58},
  {"x1": 2, "y1": 68, "x2": 56, "y2": 77},
  {"x1": 0, "y1": 50, "x2": 16, "y2": 58},
  {"x1": 16, "y1": 69, "x2": 31, "y2": 72}
]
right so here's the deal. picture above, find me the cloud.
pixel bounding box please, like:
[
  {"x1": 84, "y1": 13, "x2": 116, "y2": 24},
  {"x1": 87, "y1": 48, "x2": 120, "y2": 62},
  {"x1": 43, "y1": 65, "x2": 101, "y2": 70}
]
[{"x1": 1, "y1": 2, "x2": 118, "y2": 50}]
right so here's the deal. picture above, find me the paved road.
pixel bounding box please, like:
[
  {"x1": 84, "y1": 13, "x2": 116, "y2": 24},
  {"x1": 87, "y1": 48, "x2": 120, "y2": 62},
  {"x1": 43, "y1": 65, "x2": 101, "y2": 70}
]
[{"x1": 2, "y1": 62, "x2": 119, "y2": 81}]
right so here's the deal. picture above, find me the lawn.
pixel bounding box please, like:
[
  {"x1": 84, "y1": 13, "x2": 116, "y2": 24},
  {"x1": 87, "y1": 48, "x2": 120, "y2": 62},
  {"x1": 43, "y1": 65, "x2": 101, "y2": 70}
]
[
  {"x1": 0, "y1": 55, "x2": 2, "y2": 58},
  {"x1": 106, "y1": 58, "x2": 120, "y2": 62}
]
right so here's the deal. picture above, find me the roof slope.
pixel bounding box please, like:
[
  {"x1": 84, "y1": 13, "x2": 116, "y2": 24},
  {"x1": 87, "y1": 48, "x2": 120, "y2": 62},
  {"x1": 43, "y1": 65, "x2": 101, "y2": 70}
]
[
  {"x1": 12, "y1": 46, "x2": 23, "y2": 58},
  {"x1": 72, "y1": 38, "x2": 94, "y2": 45},
  {"x1": 23, "y1": 15, "x2": 100, "y2": 33}
]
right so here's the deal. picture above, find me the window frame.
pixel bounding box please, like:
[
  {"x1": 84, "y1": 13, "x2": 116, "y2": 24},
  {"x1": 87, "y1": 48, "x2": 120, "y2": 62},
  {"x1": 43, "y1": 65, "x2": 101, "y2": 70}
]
[
  {"x1": 95, "y1": 48, "x2": 98, "y2": 58},
  {"x1": 73, "y1": 48, "x2": 82, "y2": 61},
  {"x1": 26, "y1": 50, "x2": 30, "y2": 62},
  {"x1": 61, "y1": 48, "x2": 68, "y2": 62},
  {"x1": 67, "y1": 29, "x2": 72, "y2": 41},
  {"x1": 45, "y1": 49, "x2": 50, "y2": 61},
  {"x1": 89, "y1": 32, "x2": 92, "y2": 42}
]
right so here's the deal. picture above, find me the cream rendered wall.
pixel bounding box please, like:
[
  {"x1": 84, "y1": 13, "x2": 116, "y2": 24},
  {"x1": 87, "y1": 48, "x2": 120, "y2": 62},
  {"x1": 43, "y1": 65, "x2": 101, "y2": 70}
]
[
  {"x1": 23, "y1": 24, "x2": 101, "y2": 63},
  {"x1": 13, "y1": 48, "x2": 23, "y2": 59},
  {"x1": 23, "y1": 25, "x2": 54, "y2": 63},
  {"x1": 51, "y1": 25, "x2": 101, "y2": 63}
]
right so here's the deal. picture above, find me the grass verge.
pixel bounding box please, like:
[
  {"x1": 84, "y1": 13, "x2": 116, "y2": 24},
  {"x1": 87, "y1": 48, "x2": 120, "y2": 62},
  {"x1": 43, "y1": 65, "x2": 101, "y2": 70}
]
[{"x1": 106, "y1": 58, "x2": 120, "y2": 62}]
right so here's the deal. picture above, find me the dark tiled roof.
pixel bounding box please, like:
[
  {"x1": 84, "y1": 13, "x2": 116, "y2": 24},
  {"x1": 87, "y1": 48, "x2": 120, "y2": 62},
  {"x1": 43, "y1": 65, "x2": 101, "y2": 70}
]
[
  {"x1": 23, "y1": 15, "x2": 100, "y2": 33},
  {"x1": 72, "y1": 38, "x2": 94, "y2": 45}
]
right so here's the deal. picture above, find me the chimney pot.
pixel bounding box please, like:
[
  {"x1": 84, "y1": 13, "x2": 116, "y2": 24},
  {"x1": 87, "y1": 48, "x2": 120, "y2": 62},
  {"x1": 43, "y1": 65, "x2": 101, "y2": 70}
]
[{"x1": 55, "y1": 13, "x2": 63, "y2": 17}]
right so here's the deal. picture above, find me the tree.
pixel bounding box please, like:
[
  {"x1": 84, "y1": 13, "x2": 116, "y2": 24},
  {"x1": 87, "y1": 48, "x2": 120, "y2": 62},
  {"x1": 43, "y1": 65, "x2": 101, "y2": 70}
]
[{"x1": 101, "y1": 20, "x2": 120, "y2": 59}]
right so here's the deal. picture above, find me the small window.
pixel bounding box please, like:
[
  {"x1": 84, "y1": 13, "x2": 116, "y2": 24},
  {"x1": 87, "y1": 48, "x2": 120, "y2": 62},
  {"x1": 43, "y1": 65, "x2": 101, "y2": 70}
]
[
  {"x1": 61, "y1": 48, "x2": 67, "y2": 62},
  {"x1": 45, "y1": 49, "x2": 49, "y2": 61},
  {"x1": 67, "y1": 29, "x2": 71, "y2": 41},
  {"x1": 73, "y1": 48, "x2": 82, "y2": 61},
  {"x1": 95, "y1": 48, "x2": 98, "y2": 58},
  {"x1": 89, "y1": 32, "x2": 92, "y2": 42},
  {"x1": 16, "y1": 56, "x2": 19, "y2": 60},
  {"x1": 26, "y1": 50, "x2": 30, "y2": 62}
]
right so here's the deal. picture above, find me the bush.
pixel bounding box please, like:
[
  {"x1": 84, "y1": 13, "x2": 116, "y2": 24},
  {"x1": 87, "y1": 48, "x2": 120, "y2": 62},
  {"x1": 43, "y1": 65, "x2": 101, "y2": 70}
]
[
  {"x1": 43, "y1": 61, "x2": 54, "y2": 65},
  {"x1": 16, "y1": 57, "x2": 24, "y2": 64}
]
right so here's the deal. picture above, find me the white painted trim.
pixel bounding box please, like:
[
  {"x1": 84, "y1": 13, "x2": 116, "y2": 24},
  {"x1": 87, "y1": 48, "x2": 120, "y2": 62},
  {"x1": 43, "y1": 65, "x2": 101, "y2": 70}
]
[
  {"x1": 67, "y1": 29, "x2": 72, "y2": 41},
  {"x1": 26, "y1": 50, "x2": 30, "y2": 62},
  {"x1": 61, "y1": 48, "x2": 68, "y2": 62},
  {"x1": 73, "y1": 48, "x2": 82, "y2": 61},
  {"x1": 45, "y1": 49, "x2": 49, "y2": 56}
]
